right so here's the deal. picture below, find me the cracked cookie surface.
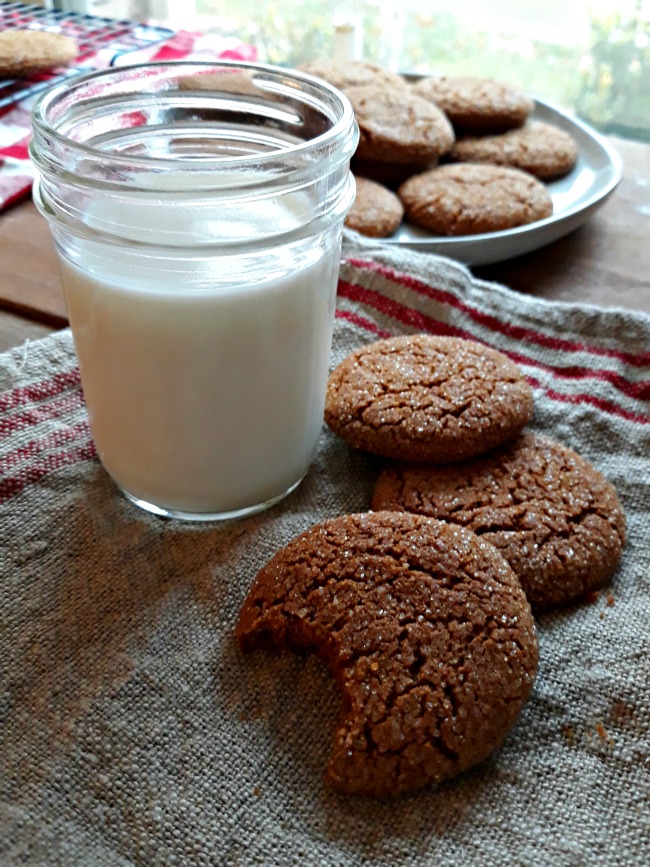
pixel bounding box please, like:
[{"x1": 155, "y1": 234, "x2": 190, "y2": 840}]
[
  {"x1": 345, "y1": 85, "x2": 455, "y2": 164},
  {"x1": 325, "y1": 335, "x2": 534, "y2": 462},
  {"x1": 299, "y1": 59, "x2": 409, "y2": 93},
  {"x1": 449, "y1": 121, "x2": 578, "y2": 180},
  {"x1": 372, "y1": 432, "x2": 626, "y2": 611},
  {"x1": 236, "y1": 511, "x2": 538, "y2": 798},
  {"x1": 398, "y1": 163, "x2": 553, "y2": 235},
  {"x1": 411, "y1": 75, "x2": 533, "y2": 133}
]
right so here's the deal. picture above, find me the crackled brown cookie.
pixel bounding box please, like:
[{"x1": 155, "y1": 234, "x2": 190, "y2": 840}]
[
  {"x1": 0, "y1": 30, "x2": 77, "y2": 79},
  {"x1": 449, "y1": 121, "x2": 578, "y2": 180},
  {"x1": 398, "y1": 164, "x2": 553, "y2": 235},
  {"x1": 237, "y1": 511, "x2": 538, "y2": 798},
  {"x1": 346, "y1": 85, "x2": 455, "y2": 164},
  {"x1": 299, "y1": 59, "x2": 408, "y2": 93},
  {"x1": 372, "y1": 432, "x2": 626, "y2": 611},
  {"x1": 351, "y1": 156, "x2": 437, "y2": 190},
  {"x1": 325, "y1": 335, "x2": 534, "y2": 462},
  {"x1": 345, "y1": 176, "x2": 404, "y2": 237},
  {"x1": 177, "y1": 70, "x2": 257, "y2": 96},
  {"x1": 412, "y1": 75, "x2": 533, "y2": 133}
]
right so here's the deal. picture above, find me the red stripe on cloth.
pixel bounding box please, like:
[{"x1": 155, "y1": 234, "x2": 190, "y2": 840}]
[
  {"x1": 0, "y1": 391, "x2": 85, "y2": 442},
  {"x1": 0, "y1": 440, "x2": 97, "y2": 504},
  {"x1": 525, "y1": 376, "x2": 650, "y2": 425},
  {"x1": 337, "y1": 279, "x2": 650, "y2": 425},
  {"x1": 0, "y1": 419, "x2": 91, "y2": 473},
  {"x1": 335, "y1": 308, "x2": 392, "y2": 339},
  {"x1": 338, "y1": 279, "x2": 650, "y2": 404},
  {"x1": 0, "y1": 369, "x2": 82, "y2": 414},
  {"x1": 344, "y1": 257, "x2": 650, "y2": 367}
]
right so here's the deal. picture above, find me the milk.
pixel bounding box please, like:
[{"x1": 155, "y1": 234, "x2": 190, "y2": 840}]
[{"x1": 57, "y1": 191, "x2": 341, "y2": 517}]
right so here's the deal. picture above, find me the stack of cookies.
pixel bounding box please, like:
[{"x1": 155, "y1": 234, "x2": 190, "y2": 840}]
[
  {"x1": 236, "y1": 334, "x2": 625, "y2": 799},
  {"x1": 299, "y1": 60, "x2": 578, "y2": 238}
]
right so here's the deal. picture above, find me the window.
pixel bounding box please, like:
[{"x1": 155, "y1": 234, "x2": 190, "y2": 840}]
[{"x1": 185, "y1": 0, "x2": 650, "y2": 141}]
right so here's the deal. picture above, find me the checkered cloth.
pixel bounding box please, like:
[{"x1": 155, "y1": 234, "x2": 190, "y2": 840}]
[
  {"x1": 0, "y1": 237, "x2": 649, "y2": 864},
  {"x1": 0, "y1": 29, "x2": 256, "y2": 211}
]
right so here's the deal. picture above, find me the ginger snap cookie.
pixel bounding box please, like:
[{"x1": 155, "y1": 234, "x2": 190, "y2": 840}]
[
  {"x1": 372, "y1": 432, "x2": 626, "y2": 612},
  {"x1": 412, "y1": 75, "x2": 533, "y2": 133},
  {"x1": 237, "y1": 511, "x2": 538, "y2": 798},
  {"x1": 449, "y1": 121, "x2": 578, "y2": 180},
  {"x1": 299, "y1": 59, "x2": 408, "y2": 93},
  {"x1": 324, "y1": 335, "x2": 534, "y2": 462},
  {"x1": 345, "y1": 176, "x2": 404, "y2": 237},
  {"x1": 351, "y1": 156, "x2": 437, "y2": 191},
  {"x1": 0, "y1": 30, "x2": 77, "y2": 79},
  {"x1": 398, "y1": 163, "x2": 553, "y2": 236},
  {"x1": 345, "y1": 85, "x2": 455, "y2": 164}
]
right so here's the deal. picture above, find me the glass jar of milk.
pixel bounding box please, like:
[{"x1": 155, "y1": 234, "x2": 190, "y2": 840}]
[{"x1": 31, "y1": 62, "x2": 358, "y2": 521}]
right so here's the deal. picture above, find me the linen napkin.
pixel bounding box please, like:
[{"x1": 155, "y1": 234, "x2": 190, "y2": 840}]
[
  {"x1": 0, "y1": 29, "x2": 257, "y2": 211},
  {"x1": 1, "y1": 238, "x2": 648, "y2": 866}
]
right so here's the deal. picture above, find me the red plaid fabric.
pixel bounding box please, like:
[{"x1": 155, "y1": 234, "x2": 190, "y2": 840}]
[{"x1": 0, "y1": 29, "x2": 257, "y2": 211}]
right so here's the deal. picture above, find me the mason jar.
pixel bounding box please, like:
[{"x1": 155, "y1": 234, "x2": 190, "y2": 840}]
[{"x1": 30, "y1": 61, "x2": 358, "y2": 521}]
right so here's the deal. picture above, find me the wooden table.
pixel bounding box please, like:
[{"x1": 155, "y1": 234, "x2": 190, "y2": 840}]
[{"x1": 0, "y1": 135, "x2": 648, "y2": 354}]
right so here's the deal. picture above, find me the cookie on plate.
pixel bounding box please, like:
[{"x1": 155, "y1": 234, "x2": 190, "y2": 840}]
[
  {"x1": 346, "y1": 85, "x2": 455, "y2": 164},
  {"x1": 325, "y1": 335, "x2": 534, "y2": 462},
  {"x1": 372, "y1": 432, "x2": 626, "y2": 611},
  {"x1": 412, "y1": 75, "x2": 533, "y2": 133},
  {"x1": 299, "y1": 59, "x2": 408, "y2": 93},
  {"x1": 449, "y1": 121, "x2": 578, "y2": 180},
  {"x1": 398, "y1": 163, "x2": 553, "y2": 236},
  {"x1": 351, "y1": 156, "x2": 437, "y2": 190},
  {"x1": 345, "y1": 176, "x2": 404, "y2": 237},
  {"x1": 0, "y1": 30, "x2": 77, "y2": 79},
  {"x1": 237, "y1": 511, "x2": 538, "y2": 798}
]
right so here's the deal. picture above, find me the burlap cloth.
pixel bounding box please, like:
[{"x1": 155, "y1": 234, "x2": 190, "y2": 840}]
[{"x1": 1, "y1": 236, "x2": 649, "y2": 866}]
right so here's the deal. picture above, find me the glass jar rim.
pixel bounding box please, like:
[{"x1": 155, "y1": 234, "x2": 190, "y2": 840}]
[{"x1": 31, "y1": 59, "x2": 357, "y2": 175}]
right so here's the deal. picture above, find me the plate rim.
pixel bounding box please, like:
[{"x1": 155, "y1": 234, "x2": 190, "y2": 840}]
[{"x1": 379, "y1": 97, "x2": 623, "y2": 257}]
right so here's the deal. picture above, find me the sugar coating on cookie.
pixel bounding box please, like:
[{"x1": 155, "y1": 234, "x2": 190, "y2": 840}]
[
  {"x1": 449, "y1": 121, "x2": 578, "y2": 180},
  {"x1": 345, "y1": 85, "x2": 455, "y2": 164},
  {"x1": 345, "y1": 176, "x2": 404, "y2": 237},
  {"x1": 237, "y1": 511, "x2": 538, "y2": 798},
  {"x1": 325, "y1": 335, "x2": 534, "y2": 463},
  {"x1": 398, "y1": 163, "x2": 553, "y2": 236},
  {"x1": 0, "y1": 30, "x2": 77, "y2": 79},
  {"x1": 412, "y1": 75, "x2": 533, "y2": 133},
  {"x1": 299, "y1": 59, "x2": 408, "y2": 93},
  {"x1": 372, "y1": 432, "x2": 626, "y2": 611}
]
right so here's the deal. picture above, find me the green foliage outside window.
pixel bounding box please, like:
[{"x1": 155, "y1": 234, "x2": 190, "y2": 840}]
[{"x1": 197, "y1": 0, "x2": 650, "y2": 141}]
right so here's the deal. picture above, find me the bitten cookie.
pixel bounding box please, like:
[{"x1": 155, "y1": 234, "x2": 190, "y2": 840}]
[
  {"x1": 325, "y1": 335, "x2": 534, "y2": 462},
  {"x1": 237, "y1": 511, "x2": 538, "y2": 798},
  {"x1": 345, "y1": 85, "x2": 455, "y2": 164},
  {"x1": 398, "y1": 164, "x2": 553, "y2": 235},
  {"x1": 449, "y1": 121, "x2": 578, "y2": 180},
  {"x1": 0, "y1": 30, "x2": 77, "y2": 79},
  {"x1": 345, "y1": 176, "x2": 404, "y2": 237},
  {"x1": 299, "y1": 59, "x2": 408, "y2": 93},
  {"x1": 412, "y1": 75, "x2": 533, "y2": 133},
  {"x1": 372, "y1": 432, "x2": 626, "y2": 611}
]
